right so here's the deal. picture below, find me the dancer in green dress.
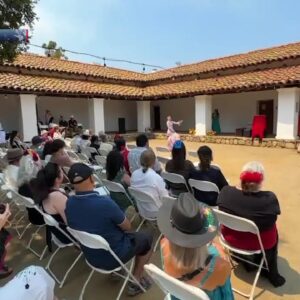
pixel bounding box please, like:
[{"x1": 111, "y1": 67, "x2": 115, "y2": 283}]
[{"x1": 212, "y1": 109, "x2": 221, "y2": 134}]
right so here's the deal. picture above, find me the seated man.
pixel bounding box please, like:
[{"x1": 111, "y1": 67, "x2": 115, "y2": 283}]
[
  {"x1": 68, "y1": 115, "x2": 78, "y2": 129},
  {"x1": 128, "y1": 134, "x2": 161, "y2": 173},
  {"x1": 65, "y1": 163, "x2": 153, "y2": 296}
]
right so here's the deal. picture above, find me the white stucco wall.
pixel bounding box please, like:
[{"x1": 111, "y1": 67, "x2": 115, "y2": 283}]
[
  {"x1": 0, "y1": 94, "x2": 22, "y2": 132},
  {"x1": 104, "y1": 100, "x2": 137, "y2": 132},
  {"x1": 212, "y1": 90, "x2": 278, "y2": 133},
  {"x1": 150, "y1": 97, "x2": 195, "y2": 132},
  {"x1": 37, "y1": 96, "x2": 90, "y2": 127}
]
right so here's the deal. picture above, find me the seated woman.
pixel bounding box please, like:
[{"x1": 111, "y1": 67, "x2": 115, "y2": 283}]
[
  {"x1": 217, "y1": 161, "x2": 285, "y2": 287},
  {"x1": 9, "y1": 130, "x2": 27, "y2": 150},
  {"x1": 115, "y1": 136, "x2": 130, "y2": 174},
  {"x1": 158, "y1": 193, "x2": 234, "y2": 300},
  {"x1": 30, "y1": 163, "x2": 72, "y2": 249},
  {"x1": 165, "y1": 140, "x2": 195, "y2": 196},
  {"x1": 106, "y1": 150, "x2": 133, "y2": 211},
  {"x1": 189, "y1": 146, "x2": 228, "y2": 206},
  {"x1": 131, "y1": 149, "x2": 168, "y2": 219},
  {"x1": 49, "y1": 139, "x2": 74, "y2": 168}
]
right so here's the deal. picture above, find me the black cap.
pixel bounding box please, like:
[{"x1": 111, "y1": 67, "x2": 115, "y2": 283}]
[
  {"x1": 68, "y1": 163, "x2": 93, "y2": 184},
  {"x1": 31, "y1": 136, "x2": 43, "y2": 146}
]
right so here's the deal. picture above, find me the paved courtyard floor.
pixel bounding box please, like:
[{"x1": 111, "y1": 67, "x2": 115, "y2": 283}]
[{"x1": 2, "y1": 140, "x2": 300, "y2": 300}]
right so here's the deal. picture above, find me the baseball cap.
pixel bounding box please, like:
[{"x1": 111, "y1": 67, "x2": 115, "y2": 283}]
[{"x1": 68, "y1": 163, "x2": 93, "y2": 184}]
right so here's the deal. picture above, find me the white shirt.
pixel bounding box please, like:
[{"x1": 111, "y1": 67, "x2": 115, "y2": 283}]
[
  {"x1": 128, "y1": 147, "x2": 161, "y2": 173},
  {"x1": 3, "y1": 164, "x2": 19, "y2": 190},
  {"x1": 0, "y1": 265, "x2": 55, "y2": 300},
  {"x1": 131, "y1": 168, "x2": 168, "y2": 218}
]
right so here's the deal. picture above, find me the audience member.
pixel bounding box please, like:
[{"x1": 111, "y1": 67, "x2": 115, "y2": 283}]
[
  {"x1": 165, "y1": 140, "x2": 195, "y2": 195},
  {"x1": 70, "y1": 131, "x2": 82, "y2": 152},
  {"x1": 99, "y1": 133, "x2": 113, "y2": 154},
  {"x1": 131, "y1": 149, "x2": 168, "y2": 218},
  {"x1": 90, "y1": 135, "x2": 100, "y2": 151},
  {"x1": 9, "y1": 130, "x2": 27, "y2": 150},
  {"x1": 106, "y1": 151, "x2": 132, "y2": 211},
  {"x1": 0, "y1": 265, "x2": 56, "y2": 299},
  {"x1": 79, "y1": 130, "x2": 91, "y2": 151},
  {"x1": 3, "y1": 148, "x2": 24, "y2": 189},
  {"x1": 190, "y1": 146, "x2": 228, "y2": 206},
  {"x1": 128, "y1": 134, "x2": 161, "y2": 173},
  {"x1": 59, "y1": 115, "x2": 68, "y2": 127},
  {"x1": 115, "y1": 136, "x2": 130, "y2": 174},
  {"x1": 31, "y1": 136, "x2": 44, "y2": 158},
  {"x1": 49, "y1": 139, "x2": 74, "y2": 168},
  {"x1": 45, "y1": 110, "x2": 54, "y2": 125},
  {"x1": 30, "y1": 163, "x2": 71, "y2": 248},
  {"x1": 68, "y1": 115, "x2": 78, "y2": 129},
  {"x1": 158, "y1": 193, "x2": 234, "y2": 300},
  {"x1": 42, "y1": 141, "x2": 53, "y2": 161},
  {"x1": 217, "y1": 161, "x2": 285, "y2": 287},
  {"x1": 0, "y1": 203, "x2": 12, "y2": 279},
  {"x1": 65, "y1": 163, "x2": 153, "y2": 296}
]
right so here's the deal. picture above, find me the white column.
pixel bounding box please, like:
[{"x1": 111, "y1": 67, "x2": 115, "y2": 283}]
[
  {"x1": 19, "y1": 94, "x2": 38, "y2": 142},
  {"x1": 195, "y1": 95, "x2": 212, "y2": 135},
  {"x1": 276, "y1": 88, "x2": 299, "y2": 139},
  {"x1": 89, "y1": 98, "x2": 105, "y2": 134},
  {"x1": 137, "y1": 101, "x2": 151, "y2": 132}
]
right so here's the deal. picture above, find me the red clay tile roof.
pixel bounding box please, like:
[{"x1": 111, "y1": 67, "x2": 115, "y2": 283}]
[
  {"x1": 145, "y1": 41, "x2": 300, "y2": 81},
  {"x1": 3, "y1": 41, "x2": 300, "y2": 83},
  {"x1": 1, "y1": 65, "x2": 299, "y2": 99}
]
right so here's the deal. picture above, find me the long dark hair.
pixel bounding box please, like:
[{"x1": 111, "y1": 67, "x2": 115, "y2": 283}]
[
  {"x1": 42, "y1": 141, "x2": 53, "y2": 159},
  {"x1": 115, "y1": 137, "x2": 126, "y2": 152},
  {"x1": 9, "y1": 130, "x2": 18, "y2": 147},
  {"x1": 30, "y1": 162, "x2": 61, "y2": 204},
  {"x1": 106, "y1": 151, "x2": 124, "y2": 181},
  {"x1": 198, "y1": 146, "x2": 212, "y2": 171},
  {"x1": 171, "y1": 142, "x2": 186, "y2": 171}
]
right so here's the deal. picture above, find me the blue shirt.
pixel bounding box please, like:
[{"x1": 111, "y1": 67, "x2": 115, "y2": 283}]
[{"x1": 65, "y1": 191, "x2": 132, "y2": 269}]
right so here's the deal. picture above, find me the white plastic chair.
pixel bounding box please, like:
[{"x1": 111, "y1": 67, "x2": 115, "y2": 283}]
[
  {"x1": 66, "y1": 150, "x2": 81, "y2": 162},
  {"x1": 188, "y1": 179, "x2": 220, "y2": 194},
  {"x1": 102, "y1": 179, "x2": 137, "y2": 222},
  {"x1": 157, "y1": 156, "x2": 169, "y2": 166},
  {"x1": 156, "y1": 147, "x2": 171, "y2": 159},
  {"x1": 213, "y1": 209, "x2": 269, "y2": 300},
  {"x1": 83, "y1": 146, "x2": 99, "y2": 160},
  {"x1": 188, "y1": 151, "x2": 198, "y2": 158},
  {"x1": 42, "y1": 213, "x2": 83, "y2": 288},
  {"x1": 95, "y1": 155, "x2": 107, "y2": 169},
  {"x1": 76, "y1": 152, "x2": 90, "y2": 164},
  {"x1": 128, "y1": 187, "x2": 162, "y2": 251},
  {"x1": 161, "y1": 172, "x2": 190, "y2": 196},
  {"x1": 66, "y1": 227, "x2": 145, "y2": 300},
  {"x1": 144, "y1": 264, "x2": 210, "y2": 300}
]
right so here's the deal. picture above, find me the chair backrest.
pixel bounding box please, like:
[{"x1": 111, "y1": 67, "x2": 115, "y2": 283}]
[
  {"x1": 10, "y1": 190, "x2": 35, "y2": 208},
  {"x1": 77, "y1": 153, "x2": 90, "y2": 163},
  {"x1": 99, "y1": 149, "x2": 110, "y2": 157},
  {"x1": 102, "y1": 179, "x2": 126, "y2": 193},
  {"x1": 213, "y1": 209, "x2": 259, "y2": 235},
  {"x1": 188, "y1": 179, "x2": 220, "y2": 193},
  {"x1": 128, "y1": 187, "x2": 160, "y2": 220},
  {"x1": 66, "y1": 150, "x2": 80, "y2": 161},
  {"x1": 161, "y1": 172, "x2": 186, "y2": 185},
  {"x1": 127, "y1": 144, "x2": 136, "y2": 150},
  {"x1": 67, "y1": 227, "x2": 110, "y2": 250},
  {"x1": 157, "y1": 156, "x2": 169, "y2": 165},
  {"x1": 161, "y1": 196, "x2": 177, "y2": 205},
  {"x1": 95, "y1": 155, "x2": 107, "y2": 168},
  {"x1": 188, "y1": 151, "x2": 198, "y2": 158},
  {"x1": 144, "y1": 264, "x2": 210, "y2": 300}
]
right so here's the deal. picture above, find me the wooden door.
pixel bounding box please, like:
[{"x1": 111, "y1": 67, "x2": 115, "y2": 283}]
[
  {"x1": 258, "y1": 100, "x2": 274, "y2": 135},
  {"x1": 154, "y1": 106, "x2": 161, "y2": 130}
]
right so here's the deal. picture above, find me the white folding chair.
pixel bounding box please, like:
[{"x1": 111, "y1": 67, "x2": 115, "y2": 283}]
[
  {"x1": 128, "y1": 187, "x2": 162, "y2": 251},
  {"x1": 42, "y1": 213, "x2": 83, "y2": 288},
  {"x1": 144, "y1": 264, "x2": 210, "y2": 300},
  {"x1": 102, "y1": 179, "x2": 137, "y2": 222},
  {"x1": 188, "y1": 151, "x2": 198, "y2": 158},
  {"x1": 161, "y1": 172, "x2": 190, "y2": 196},
  {"x1": 66, "y1": 227, "x2": 145, "y2": 300},
  {"x1": 76, "y1": 152, "x2": 90, "y2": 164},
  {"x1": 213, "y1": 209, "x2": 269, "y2": 300},
  {"x1": 83, "y1": 146, "x2": 99, "y2": 160},
  {"x1": 99, "y1": 143, "x2": 113, "y2": 156},
  {"x1": 95, "y1": 155, "x2": 107, "y2": 170},
  {"x1": 188, "y1": 179, "x2": 220, "y2": 194},
  {"x1": 66, "y1": 150, "x2": 81, "y2": 162},
  {"x1": 161, "y1": 196, "x2": 177, "y2": 205},
  {"x1": 157, "y1": 156, "x2": 169, "y2": 166}
]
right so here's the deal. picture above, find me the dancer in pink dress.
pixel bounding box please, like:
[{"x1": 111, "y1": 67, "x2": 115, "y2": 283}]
[{"x1": 166, "y1": 116, "x2": 183, "y2": 137}]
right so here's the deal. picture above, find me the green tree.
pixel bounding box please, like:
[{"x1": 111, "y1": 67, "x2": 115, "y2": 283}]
[
  {"x1": 42, "y1": 40, "x2": 68, "y2": 59},
  {"x1": 0, "y1": 0, "x2": 38, "y2": 63}
]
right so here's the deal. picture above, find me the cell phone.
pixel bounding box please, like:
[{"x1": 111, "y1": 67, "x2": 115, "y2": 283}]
[{"x1": 0, "y1": 204, "x2": 6, "y2": 214}]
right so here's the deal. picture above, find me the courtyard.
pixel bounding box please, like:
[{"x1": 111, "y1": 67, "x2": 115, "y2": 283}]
[{"x1": 3, "y1": 141, "x2": 300, "y2": 300}]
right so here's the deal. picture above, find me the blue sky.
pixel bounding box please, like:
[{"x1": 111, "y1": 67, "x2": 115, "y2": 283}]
[{"x1": 29, "y1": 0, "x2": 300, "y2": 72}]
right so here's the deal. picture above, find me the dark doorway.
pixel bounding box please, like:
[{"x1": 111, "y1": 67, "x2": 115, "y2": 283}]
[
  {"x1": 258, "y1": 100, "x2": 274, "y2": 135},
  {"x1": 118, "y1": 118, "x2": 126, "y2": 134},
  {"x1": 154, "y1": 106, "x2": 161, "y2": 130}
]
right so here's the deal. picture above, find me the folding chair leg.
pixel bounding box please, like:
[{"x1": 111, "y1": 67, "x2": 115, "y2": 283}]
[
  {"x1": 136, "y1": 218, "x2": 145, "y2": 232},
  {"x1": 154, "y1": 233, "x2": 163, "y2": 252},
  {"x1": 15, "y1": 214, "x2": 26, "y2": 237},
  {"x1": 59, "y1": 252, "x2": 83, "y2": 288},
  {"x1": 79, "y1": 269, "x2": 95, "y2": 300},
  {"x1": 232, "y1": 257, "x2": 264, "y2": 300},
  {"x1": 26, "y1": 225, "x2": 47, "y2": 259},
  {"x1": 19, "y1": 222, "x2": 32, "y2": 239}
]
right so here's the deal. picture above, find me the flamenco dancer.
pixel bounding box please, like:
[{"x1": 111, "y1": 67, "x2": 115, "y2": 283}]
[{"x1": 166, "y1": 116, "x2": 183, "y2": 150}]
